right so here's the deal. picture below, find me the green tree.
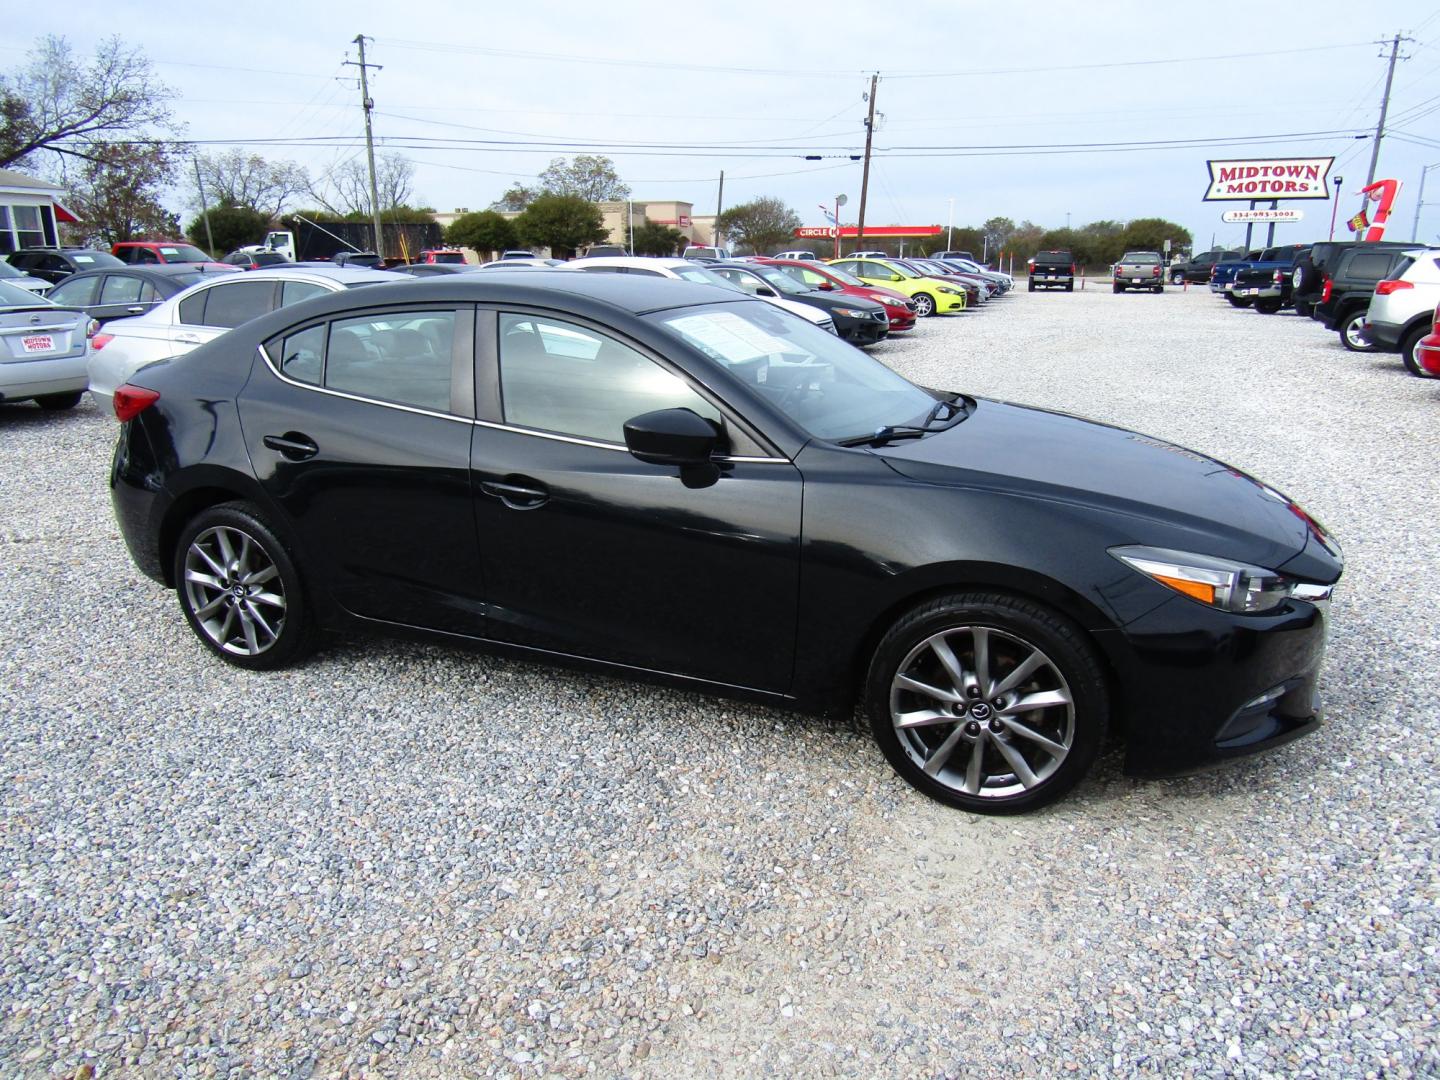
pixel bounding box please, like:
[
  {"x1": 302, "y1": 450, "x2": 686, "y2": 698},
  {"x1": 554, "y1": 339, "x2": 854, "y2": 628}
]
[
  {"x1": 186, "y1": 199, "x2": 269, "y2": 255},
  {"x1": 0, "y1": 35, "x2": 178, "y2": 168},
  {"x1": 631, "y1": 220, "x2": 684, "y2": 256},
  {"x1": 714, "y1": 197, "x2": 801, "y2": 255},
  {"x1": 1009, "y1": 220, "x2": 1046, "y2": 257},
  {"x1": 64, "y1": 141, "x2": 179, "y2": 246},
  {"x1": 981, "y1": 216, "x2": 1015, "y2": 254},
  {"x1": 922, "y1": 226, "x2": 983, "y2": 257},
  {"x1": 515, "y1": 193, "x2": 606, "y2": 258},
  {"x1": 445, "y1": 210, "x2": 518, "y2": 255},
  {"x1": 537, "y1": 154, "x2": 629, "y2": 202},
  {"x1": 1120, "y1": 217, "x2": 1192, "y2": 256}
]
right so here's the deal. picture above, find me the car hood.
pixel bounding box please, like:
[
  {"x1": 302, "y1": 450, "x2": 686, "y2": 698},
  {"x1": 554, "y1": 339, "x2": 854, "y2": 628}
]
[{"x1": 874, "y1": 397, "x2": 1332, "y2": 574}]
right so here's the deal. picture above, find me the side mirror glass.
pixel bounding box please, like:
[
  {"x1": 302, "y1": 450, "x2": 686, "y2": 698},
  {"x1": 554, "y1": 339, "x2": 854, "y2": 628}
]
[
  {"x1": 817, "y1": 280, "x2": 835, "y2": 291},
  {"x1": 624, "y1": 408, "x2": 720, "y2": 468},
  {"x1": 755, "y1": 286, "x2": 777, "y2": 298}
]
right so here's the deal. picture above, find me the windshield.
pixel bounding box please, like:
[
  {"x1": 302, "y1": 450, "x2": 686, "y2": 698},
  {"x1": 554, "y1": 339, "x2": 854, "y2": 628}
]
[
  {"x1": 882, "y1": 261, "x2": 921, "y2": 279},
  {"x1": 750, "y1": 265, "x2": 811, "y2": 295},
  {"x1": 156, "y1": 245, "x2": 214, "y2": 263},
  {"x1": 652, "y1": 301, "x2": 940, "y2": 441},
  {"x1": 809, "y1": 262, "x2": 863, "y2": 287},
  {"x1": 0, "y1": 280, "x2": 54, "y2": 306},
  {"x1": 672, "y1": 265, "x2": 739, "y2": 288}
]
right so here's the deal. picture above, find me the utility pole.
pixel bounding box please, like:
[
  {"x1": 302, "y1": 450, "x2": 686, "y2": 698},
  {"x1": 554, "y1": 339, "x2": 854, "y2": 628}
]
[
  {"x1": 946, "y1": 197, "x2": 954, "y2": 250},
  {"x1": 1365, "y1": 33, "x2": 1412, "y2": 189},
  {"x1": 714, "y1": 170, "x2": 725, "y2": 250},
  {"x1": 856, "y1": 74, "x2": 878, "y2": 251},
  {"x1": 345, "y1": 35, "x2": 385, "y2": 258},
  {"x1": 191, "y1": 153, "x2": 214, "y2": 254}
]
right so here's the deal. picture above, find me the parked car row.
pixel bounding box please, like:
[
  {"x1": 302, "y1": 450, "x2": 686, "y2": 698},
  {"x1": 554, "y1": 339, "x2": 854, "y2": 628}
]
[{"x1": 1206, "y1": 239, "x2": 1440, "y2": 378}]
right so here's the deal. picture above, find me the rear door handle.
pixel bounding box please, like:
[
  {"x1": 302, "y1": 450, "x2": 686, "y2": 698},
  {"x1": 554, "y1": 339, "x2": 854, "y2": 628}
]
[
  {"x1": 174, "y1": 332, "x2": 202, "y2": 344},
  {"x1": 480, "y1": 477, "x2": 549, "y2": 510},
  {"x1": 126, "y1": 305, "x2": 146, "y2": 314},
  {"x1": 263, "y1": 433, "x2": 319, "y2": 461}
]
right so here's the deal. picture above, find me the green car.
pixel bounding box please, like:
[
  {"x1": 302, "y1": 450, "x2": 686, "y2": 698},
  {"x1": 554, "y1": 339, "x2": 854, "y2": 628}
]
[{"x1": 827, "y1": 257, "x2": 967, "y2": 317}]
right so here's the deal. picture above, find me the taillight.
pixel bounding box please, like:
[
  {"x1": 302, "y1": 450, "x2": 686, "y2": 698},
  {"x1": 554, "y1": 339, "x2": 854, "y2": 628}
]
[
  {"x1": 90, "y1": 333, "x2": 114, "y2": 351},
  {"x1": 113, "y1": 384, "x2": 160, "y2": 422},
  {"x1": 1152, "y1": 266, "x2": 1161, "y2": 276},
  {"x1": 1273, "y1": 269, "x2": 1283, "y2": 285},
  {"x1": 1321, "y1": 276, "x2": 1332, "y2": 303},
  {"x1": 1070, "y1": 263, "x2": 1077, "y2": 274},
  {"x1": 1374, "y1": 279, "x2": 1413, "y2": 295}
]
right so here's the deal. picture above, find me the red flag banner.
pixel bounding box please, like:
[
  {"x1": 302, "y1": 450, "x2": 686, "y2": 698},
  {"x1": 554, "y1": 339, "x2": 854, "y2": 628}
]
[{"x1": 1348, "y1": 210, "x2": 1370, "y2": 232}]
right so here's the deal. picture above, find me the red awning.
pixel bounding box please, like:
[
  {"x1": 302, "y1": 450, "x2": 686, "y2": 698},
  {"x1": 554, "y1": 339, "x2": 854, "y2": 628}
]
[{"x1": 52, "y1": 200, "x2": 80, "y2": 224}]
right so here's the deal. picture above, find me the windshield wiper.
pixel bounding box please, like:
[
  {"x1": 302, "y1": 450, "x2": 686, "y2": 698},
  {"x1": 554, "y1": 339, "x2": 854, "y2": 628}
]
[{"x1": 835, "y1": 396, "x2": 968, "y2": 447}]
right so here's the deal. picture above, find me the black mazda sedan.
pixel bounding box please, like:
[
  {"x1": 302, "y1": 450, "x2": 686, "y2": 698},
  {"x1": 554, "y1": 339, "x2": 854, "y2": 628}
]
[{"x1": 108, "y1": 272, "x2": 1342, "y2": 813}]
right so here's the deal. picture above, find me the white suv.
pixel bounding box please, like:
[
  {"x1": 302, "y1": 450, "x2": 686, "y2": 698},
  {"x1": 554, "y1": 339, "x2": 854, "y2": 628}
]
[
  {"x1": 1364, "y1": 247, "x2": 1440, "y2": 377},
  {"x1": 87, "y1": 266, "x2": 396, "y2": 411}
]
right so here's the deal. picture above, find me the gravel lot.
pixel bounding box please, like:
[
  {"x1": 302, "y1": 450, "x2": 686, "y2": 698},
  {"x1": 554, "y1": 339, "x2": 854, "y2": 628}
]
[{"x1": 2, "y1": 284, "x2": 1437, "y2": 1078}]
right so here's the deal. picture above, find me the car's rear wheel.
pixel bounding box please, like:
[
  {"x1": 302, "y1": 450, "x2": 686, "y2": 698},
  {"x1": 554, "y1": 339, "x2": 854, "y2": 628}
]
[
  {"x1": 864, "y1": 592, "x2": 1108, "y2": 815},
  {"x1": 1027, "y1": 280, "x2": 1036, "y2": 292},
  {"x1": 35, "y1": 391, "x2": 82, "y2": 410},
  {"x1": 174, "y1": 502, "x2": 314, "y2": 670},
  {"x1": 1226, "y1": 294, "x2": 1252, "y2": 308},
  {"x1": 1064, "y1": 282, "x2": 1074, "y2": 292},
  {"x1": 912, "y1": 293, "x2": 936, "y2": 317},
  {"x1": 1254, "y1": 298, "x2": 1282, "y2": 314},
  {"x1": 1294, "y1": 301, "x2": 1313, "y2": 318},
  {"x1": 1401, "y1": 325, "x2": 1435, "y2": 377},
  {"x1": 1339, "y1": 310, "x2": 1374, "y2": 352},
  {"x1": 1112, "y1": 283, "x2": 1123, "y2": 293}
]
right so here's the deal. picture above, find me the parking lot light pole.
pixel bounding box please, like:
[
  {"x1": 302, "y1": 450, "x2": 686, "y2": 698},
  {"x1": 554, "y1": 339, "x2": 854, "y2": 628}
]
[
  {"x1": 1413, "y1": 163, "x2": 1439, "y2": 242},
  {"x1": 946, "y1": 197, "x2": 954, "y2": 250}
]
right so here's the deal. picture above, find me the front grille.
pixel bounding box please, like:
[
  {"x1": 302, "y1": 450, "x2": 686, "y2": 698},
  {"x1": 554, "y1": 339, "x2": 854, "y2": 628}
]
[{"x1": 872, "y1": 311, "x2": 887, "y2": 321}]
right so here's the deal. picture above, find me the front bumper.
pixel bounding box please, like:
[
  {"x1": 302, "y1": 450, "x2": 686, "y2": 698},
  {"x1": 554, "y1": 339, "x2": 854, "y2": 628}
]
[
  {"x1": 934, "y1": 293, "x2": 967, "y2": 313},
  {"x1": 835, "y1": 312, "x2": 889, "y2": 344},
  {"x1": 1096, "y1": 591, "x2": 1334, "y2": 778}
]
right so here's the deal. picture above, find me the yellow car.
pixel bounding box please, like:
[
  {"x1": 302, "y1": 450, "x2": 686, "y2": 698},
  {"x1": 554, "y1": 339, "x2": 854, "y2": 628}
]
[{"x1": 826, "y1": 257, "x2": 967, "y2": 317}]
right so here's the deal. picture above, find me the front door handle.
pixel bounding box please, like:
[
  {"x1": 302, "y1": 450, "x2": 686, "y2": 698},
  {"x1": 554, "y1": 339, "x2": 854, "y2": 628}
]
[
  {"x1": 174, "y1": 332, "x2": 202, "y2": 344},
  {"x1": 263, "y1": 432, "x2": 319, "y2": 461},
  {"x1": 480, "y1": 477, "x2": 549, "y2": 510},
  {"x1": 126, "y1": 305, "x2": 146, "y2": 314}
]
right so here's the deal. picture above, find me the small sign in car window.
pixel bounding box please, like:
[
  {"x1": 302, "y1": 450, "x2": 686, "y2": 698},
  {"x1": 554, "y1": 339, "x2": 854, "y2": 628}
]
[
  {"x1": 160, "y1": 247, "x2": 180, "y2": 255},
  {"x1": 74, "y1": 255, "x2": 94, "y2": 263},
  {"x1": 668, "y1": 311, "x2": 798, "y2": 364}
]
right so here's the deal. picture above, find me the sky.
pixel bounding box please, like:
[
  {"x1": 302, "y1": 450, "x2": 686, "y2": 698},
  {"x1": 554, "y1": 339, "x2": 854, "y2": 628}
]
[{"x1": 7, "y1": 0, "x2": 1440, "y2": 251}]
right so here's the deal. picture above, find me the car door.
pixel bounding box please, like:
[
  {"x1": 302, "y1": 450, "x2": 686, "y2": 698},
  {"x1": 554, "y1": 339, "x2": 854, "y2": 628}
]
[
  {"x1": 470, "y1": 308, "x2": 802, "y2": 693},
  {"x1": 172, "y1": 277, "x2": 280, "y2": 354},
  {"x1": 91, "y1": 273, "x2": 161, "y2": 323},
  {"x1": 240, "y1": 304, "x2": 484, "y2": 633}
]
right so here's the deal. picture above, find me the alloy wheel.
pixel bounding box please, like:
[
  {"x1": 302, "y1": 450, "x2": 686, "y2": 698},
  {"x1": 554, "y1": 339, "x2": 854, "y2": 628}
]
[
  {"x1": 889, "y1": 625, "x2": 1074, "y2": 800},
  {"x1": 182, "y1": 525, "x2": 288, "y2": 656}
]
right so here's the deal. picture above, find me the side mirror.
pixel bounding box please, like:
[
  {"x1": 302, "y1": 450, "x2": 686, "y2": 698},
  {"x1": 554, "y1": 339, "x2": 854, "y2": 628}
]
[
  {"x1": 887, "y1": 273, "x2": 903, "y2": 283},
  {"x1": 624, "y1": 408, "x2": 720, "y2": 467},
  {"x1": 755, "y1": 286, "x2": 777, "y2": 298},
  {"x1": 817, "y1": 280, "x2": 835, "y2": 291}
]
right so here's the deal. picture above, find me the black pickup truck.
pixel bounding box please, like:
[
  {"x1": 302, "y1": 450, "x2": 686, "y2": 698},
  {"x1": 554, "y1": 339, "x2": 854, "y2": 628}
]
[
  {"x1": 1168, "y1": 248, "x2": 1241, "y2": 285},
  {"x1": 1310, "y1": 244, "x2": 1417, "y2": 351},
  {"x1": 1229, "y1": 245, "x2": 1310, "y2": 314},
  {"x1": 1027, "y1": 250, "x2": 1074, "y2": 292}
]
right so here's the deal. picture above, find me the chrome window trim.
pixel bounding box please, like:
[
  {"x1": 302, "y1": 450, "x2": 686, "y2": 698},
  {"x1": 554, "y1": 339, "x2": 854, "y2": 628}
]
[{"x1": 257, "y1": 342, "x2": 792, "y2": 463}]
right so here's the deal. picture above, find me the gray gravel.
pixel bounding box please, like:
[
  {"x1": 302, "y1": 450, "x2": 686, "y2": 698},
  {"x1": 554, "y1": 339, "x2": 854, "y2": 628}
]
[{"x1": 1, "y1": 284, "x2": 1437, "y2": 1078}]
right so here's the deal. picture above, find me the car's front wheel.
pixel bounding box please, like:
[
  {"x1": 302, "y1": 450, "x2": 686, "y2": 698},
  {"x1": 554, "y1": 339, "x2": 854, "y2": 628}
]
[
  {"x1": 1170, "y1": 270, "x2": 1185, "y2": 285},
  {"x1": 864, "y1": 592, "x2": 1108, "y2": 814},
  {"x1": 912, "y1": 293, "x2": 936, "y2": 317},
  {"x1": 1339, "y1": 310, "x2": 1375, "y2": 352},
  {"x1": 174, "y1": 502, "x2": 314, "y2": 670}
]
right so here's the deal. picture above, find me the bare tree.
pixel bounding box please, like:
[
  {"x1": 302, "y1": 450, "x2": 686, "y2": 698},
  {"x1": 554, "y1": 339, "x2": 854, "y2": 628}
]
[
  {"x1": 537, "y1": 155, "x2": 629, "y2": 202},
  {"x1": 308, "y1": 152, "x2": 416, "y2": 217},
  {"x1": 0, "y1": 35, "x2": 178, "y2": 168},
  {"x1": 194, "y1": 149, "x2": 309, "y2": 219}
]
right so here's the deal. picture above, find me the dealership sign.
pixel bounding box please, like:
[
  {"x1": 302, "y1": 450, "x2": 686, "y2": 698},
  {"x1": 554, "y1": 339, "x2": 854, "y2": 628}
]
[
  {"x1": 1203, "y1": 157, "x2": 1334, "y2": 201},
  {"x1": 1220, "y1": 208, "x2": 1305, "y2": 223}
]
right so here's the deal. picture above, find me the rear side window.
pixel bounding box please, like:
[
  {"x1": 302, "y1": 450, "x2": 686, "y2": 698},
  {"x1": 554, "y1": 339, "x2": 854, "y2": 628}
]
[
  {"x1": 200, "y1": 280, "x2": 276, "y2": 328},
  {"x1": 177, "y1": 291, "x2": 207, "y2": 325},
  {"x1": 324, "y1": 310, "x2": 456, "y2": 412},
  {"x1": 277, "y1": 324, "x2": 324, "y2": 385},
  {"x1": 1347, "y1": 253, "x2": 1397, "y2": 280},
  {"x1": 48, "y1": 275, "x2": 101, "y2": 306}
]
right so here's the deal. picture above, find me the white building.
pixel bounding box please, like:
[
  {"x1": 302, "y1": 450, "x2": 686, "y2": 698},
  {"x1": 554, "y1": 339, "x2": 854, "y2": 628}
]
[{"x1": 0, "y1": 169, "x2": 79, "y2": 254}]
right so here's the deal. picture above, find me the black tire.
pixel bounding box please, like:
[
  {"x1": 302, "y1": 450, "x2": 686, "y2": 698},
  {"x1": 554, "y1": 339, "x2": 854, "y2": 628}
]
[
  {"x1": 173, "y1": 501, "x2": 315, "y2": 670},
  {"x1": 35, "y1": 391, "x2": 82, "y2": 410},
  {"x1": 1027, "y1": 280, "x2": 1036, "y2": 292},
  {"x1": 1339, "y1": 309, "x2": 1375, "y2": 352},
  {"x1": 863, "y1": 592, "x2": 1109, "y2": 815},
  {"x1": 1064, "y1": 282, "x2": 1074, "y2": 292},
  {"x1": 1112, "y1": 283, "x2": 1123, "y2": 294},
  {"x1": 1295, "y1": 301, "x2": 1313, "y2": 318},
  {"x1": 1152, "y1": 286, "x2": 1163, "y2": 294},
  {"x1": 1170, "y1": 270, "x2": 1185, "y2": 285},
  {"x1": 1401, "y1": 325, "x2": 1435, "y2": 377},
  {"x1": 1225, "y1": 294, "x2": 1252, "y2": 308},
  {"x1": 912, "y1": 292, "x2": 936, "y2": 317},
  {"x1": 1254, "y1": 298, "x2": 1282, "y2": 314}
]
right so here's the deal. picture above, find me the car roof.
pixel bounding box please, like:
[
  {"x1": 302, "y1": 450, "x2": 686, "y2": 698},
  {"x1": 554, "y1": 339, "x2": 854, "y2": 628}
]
[
  {"x1": 53, "y1": 265, "x2": 233, "y2": 282},
  {"x1": 569, "y1": 256, "x2": 694, "y2": 271},
  {"x1": 213, "y1": 266, "x2": 398, "y2": 284}
]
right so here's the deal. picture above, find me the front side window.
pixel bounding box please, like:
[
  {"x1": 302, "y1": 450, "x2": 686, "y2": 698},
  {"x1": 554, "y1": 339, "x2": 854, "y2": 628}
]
[
  {"x1": 132, "y1": 248, "x2": 160, "y2": 264},
  {"x1": 99, "y1": 274, "x2": 146, "y2": 304},
  {"x1": 325, "y1": 310, "x2": 456, "y2": 412},
  {"x1": 653, "y1": 301, "x2": 936, "y2": 442},
  {"x1": 498, "y1": 313, "x2": 721, "y2": 444}
]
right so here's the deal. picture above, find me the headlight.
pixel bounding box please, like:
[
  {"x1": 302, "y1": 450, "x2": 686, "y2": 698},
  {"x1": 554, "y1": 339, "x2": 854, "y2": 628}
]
[
  {"x1": 831, "y1": 307, "x2": 868, "y2": 318},
  {"x1": 936, "y1": 286, "x2": 961, "y2": 295},
  {"x1": 1109, "y1": 545, "x2": 1329, "y2": 614}
]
